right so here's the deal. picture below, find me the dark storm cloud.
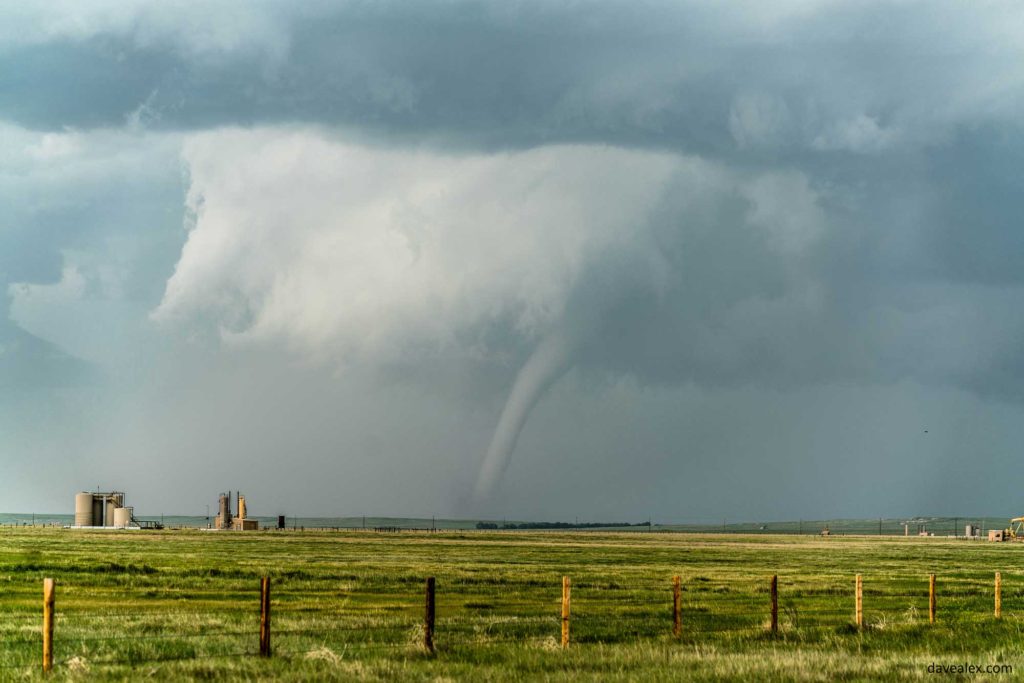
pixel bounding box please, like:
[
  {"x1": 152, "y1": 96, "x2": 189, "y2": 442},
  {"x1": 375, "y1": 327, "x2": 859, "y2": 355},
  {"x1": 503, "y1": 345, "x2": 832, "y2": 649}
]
[
  {"x1": 4, "y1": 2, "x2": 1021, "y2": 155},
  {"x1": 0, "y1": 125, "x2": 185, "y2": 400},
  {"x1": 573, "y1": 133, "x2": 1024, "y2": 393},
  {"x1": 3, "y1": 1, "x2": 1024, "y2": 517}
]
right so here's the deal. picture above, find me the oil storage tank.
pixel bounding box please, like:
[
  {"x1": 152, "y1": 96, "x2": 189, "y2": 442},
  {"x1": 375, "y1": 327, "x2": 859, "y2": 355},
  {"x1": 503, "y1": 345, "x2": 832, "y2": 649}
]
[
  {"x1": 106, "y1": 494, "x2": 122, "y2": 527},
  {"x1": 75, "y1": 493, "x2": 94, "y2": 527},
  {"x1": 113, "y1": 507, "x2": 133, "y2": 529},
  {"x1": 92, "y1": 496, "x2": 105, "y2": 526}
]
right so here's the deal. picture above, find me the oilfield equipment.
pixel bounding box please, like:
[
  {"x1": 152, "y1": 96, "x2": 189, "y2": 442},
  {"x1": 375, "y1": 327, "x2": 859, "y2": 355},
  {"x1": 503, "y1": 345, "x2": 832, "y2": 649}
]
[
  {"x1": 987, "y1": 516, "x2": 1024, "y2": 542},
  {"x1": 1008, "y1": 516, "x2": 1024, "y2": 540},
  {"x1": 72, "y1": 491, "x2": 162, "y2": 529},
  {"x1": 213, "y1": 491, "x2": 259, "y2": 530}
]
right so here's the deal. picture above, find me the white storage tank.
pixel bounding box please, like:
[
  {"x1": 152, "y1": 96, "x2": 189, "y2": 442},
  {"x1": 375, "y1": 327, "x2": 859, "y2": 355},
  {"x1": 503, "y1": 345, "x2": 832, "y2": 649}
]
[
  {"x1": 75, "y1": 493, "x2": 94, "y2": 527},
  {"x1": 105, "y1": 498, "x2": 119, "y2": 527},
  {"x1": 113, "y1": 507, "x2": 133, "y2": 529}
]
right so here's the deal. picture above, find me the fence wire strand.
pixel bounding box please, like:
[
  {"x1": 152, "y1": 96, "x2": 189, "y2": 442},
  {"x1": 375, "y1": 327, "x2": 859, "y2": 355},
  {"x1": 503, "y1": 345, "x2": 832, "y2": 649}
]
[{"x1": 1, "y1": 572, "x2": 1019, "y2": 672}]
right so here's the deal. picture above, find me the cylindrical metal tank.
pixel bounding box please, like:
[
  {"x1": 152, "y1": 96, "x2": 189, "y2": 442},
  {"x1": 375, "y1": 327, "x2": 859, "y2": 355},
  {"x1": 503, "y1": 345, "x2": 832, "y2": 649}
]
[
  {"x1": 219, "y1": 493, "x2": 232, "y2": 529},
  {"x1": 105, "y1": 498, "x2": 118, "y2": 527},
  {"x1": 238, "y1": 495, "x2": 247, "y2": 520},
  {"x1": 75, "y1": 493, "x2": 94, "y2": 527},
  {"x1": 113, "y1": 507, "x2": 133, "y2": 529},
  {"x1": 92, "y1": 498, "x2": 105, "y2": 526}
]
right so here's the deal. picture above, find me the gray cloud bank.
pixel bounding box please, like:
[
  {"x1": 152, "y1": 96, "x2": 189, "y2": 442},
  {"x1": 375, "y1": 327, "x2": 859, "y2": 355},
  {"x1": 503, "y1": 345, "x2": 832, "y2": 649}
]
[
  {"x1": 1, "y1": 1, "x2": 1023, "y2": 518},
  {"x1": 4, "y1": 2, "x2": 1023, "y2": 153}
]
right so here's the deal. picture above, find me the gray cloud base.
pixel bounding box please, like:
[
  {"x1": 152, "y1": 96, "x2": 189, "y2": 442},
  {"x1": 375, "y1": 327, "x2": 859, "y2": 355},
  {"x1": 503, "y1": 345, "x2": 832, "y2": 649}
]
[{"x1": 4, "y1": 2, "x2": 1022, "y2": 153}]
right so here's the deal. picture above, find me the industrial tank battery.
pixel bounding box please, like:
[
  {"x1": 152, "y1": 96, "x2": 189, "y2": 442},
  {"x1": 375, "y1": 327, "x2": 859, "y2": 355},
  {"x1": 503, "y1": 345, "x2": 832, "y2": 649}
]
[
  {"x1": 75, "y1": 493, "x2": 94, "y2": 527},
  {"x1": 75, "y1": 491, "x2": 128, "y2": 527},
  {"x1": 113, "y1": 507, "x2": 133, "y2": 529}
]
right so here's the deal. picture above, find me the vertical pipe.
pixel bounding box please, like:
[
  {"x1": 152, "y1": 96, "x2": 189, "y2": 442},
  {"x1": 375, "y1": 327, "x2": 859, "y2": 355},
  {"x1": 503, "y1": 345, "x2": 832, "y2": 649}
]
[
  {"x1": 259, "y1": 577, "x2": 271, "y2": 657},
  {"x1": 42, "y1": 578, "x2": 54, "y2": 673},
  {"x1": 929, "y1": 574, "x2": 936, "y2": 624},
  {"x1": 855, "y1": 574, "x2": 863, "y2": 629},
  {"x1": 770, "y1": 575, "x2": 778, "y2": 634},
  {"x1": 561, "y1": 576, "x2": 571, "y2": 648},
  {"x1": 995, "y1": 571, "x2": 1002, "y2": 619},
  {"x1": 424, "y1": 577, "x2": 436, "y2": 653},
  {"x1": 672, "y1": 575, "x2": 681, "y2": 638}
]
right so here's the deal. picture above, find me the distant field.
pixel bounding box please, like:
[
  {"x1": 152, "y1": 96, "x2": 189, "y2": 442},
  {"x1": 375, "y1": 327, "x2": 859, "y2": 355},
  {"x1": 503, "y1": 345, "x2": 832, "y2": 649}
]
[
  {"x1": 1, "y1": 513, "x2": 1008, "y2": 535},
  {"x1": 1, "y1": 528, "x2": 1021, "y2": 681}
]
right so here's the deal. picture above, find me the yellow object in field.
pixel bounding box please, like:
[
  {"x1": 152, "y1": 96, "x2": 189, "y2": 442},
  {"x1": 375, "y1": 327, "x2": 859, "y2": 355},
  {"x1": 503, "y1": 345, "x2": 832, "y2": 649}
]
[{"x1": 1007, "y1": 516, "x2": 1024, "y2": 539}]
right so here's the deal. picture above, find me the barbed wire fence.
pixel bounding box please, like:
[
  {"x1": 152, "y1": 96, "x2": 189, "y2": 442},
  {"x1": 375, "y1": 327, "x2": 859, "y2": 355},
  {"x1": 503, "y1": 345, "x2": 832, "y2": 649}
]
[{"x1": 0, "y1": 568, "x2": 1018, "y2": 674}]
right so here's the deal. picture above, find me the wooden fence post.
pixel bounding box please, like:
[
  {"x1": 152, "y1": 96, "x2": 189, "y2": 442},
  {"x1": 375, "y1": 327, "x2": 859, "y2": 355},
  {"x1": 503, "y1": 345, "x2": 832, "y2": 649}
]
[
  {"x1": 995, "y1": 571, "x2": 1002, "y2": 619},
  {"x1": 424, "y1": 577, "x2": 436, "y2": 653},
  {"x1": 561, "y1": 576, "x2": 571, "y2": 648},
  {"x1": 42, "y1": 578, "x2": 54, "y2": 673},
  {"x1": 672, "y1": 575, "x2": 681, "y2": 638},
  {"x1": 855, "y1": 574, "x2": 863, "y2": 629},
  {"x1": 259, "y1": 577, "x2": 271, "y2": 657},
  {"x1": 928, "y1": 574, "x2": 936, "y2": 624},
  {"x1": 770, "y1": 575, "x2": 778, "y2": 634}
]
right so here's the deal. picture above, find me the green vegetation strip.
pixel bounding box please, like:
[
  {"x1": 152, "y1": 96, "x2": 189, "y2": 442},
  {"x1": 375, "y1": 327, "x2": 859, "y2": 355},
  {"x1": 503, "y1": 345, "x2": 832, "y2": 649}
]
[{"x1": 1, "y1": 528, "x2": 1022, "y2": 680}]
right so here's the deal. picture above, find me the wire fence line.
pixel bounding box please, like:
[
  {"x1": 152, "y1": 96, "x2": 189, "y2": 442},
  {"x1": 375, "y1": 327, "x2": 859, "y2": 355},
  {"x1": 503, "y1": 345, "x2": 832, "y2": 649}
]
[{"x1": 1, "y1": 571, "x2": 1021, "y2": 673}]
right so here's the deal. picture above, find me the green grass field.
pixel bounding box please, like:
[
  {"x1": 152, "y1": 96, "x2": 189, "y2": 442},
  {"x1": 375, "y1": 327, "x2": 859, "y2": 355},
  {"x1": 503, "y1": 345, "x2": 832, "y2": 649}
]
[{"x1": 0, "y1": 528, "x2": 1020, "y2": 681}]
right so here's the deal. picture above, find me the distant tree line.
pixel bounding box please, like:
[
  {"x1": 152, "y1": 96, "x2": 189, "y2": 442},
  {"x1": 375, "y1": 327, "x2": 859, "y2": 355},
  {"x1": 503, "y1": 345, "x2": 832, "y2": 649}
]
[{"x1": 475, "y1": 521, "x2": 650, "y2": 530}]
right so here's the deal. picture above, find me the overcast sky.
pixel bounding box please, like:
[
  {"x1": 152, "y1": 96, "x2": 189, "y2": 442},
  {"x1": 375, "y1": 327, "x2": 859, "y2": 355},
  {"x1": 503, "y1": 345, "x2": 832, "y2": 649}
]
[{"x1": 3, "y1": 1, "x2": 1024, "y2": 522}]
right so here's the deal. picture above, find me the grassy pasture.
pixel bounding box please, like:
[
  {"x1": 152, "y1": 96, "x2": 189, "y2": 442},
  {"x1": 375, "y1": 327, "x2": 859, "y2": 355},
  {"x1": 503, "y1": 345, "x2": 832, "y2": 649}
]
[{"x1": 0, "y1": 528, "x2": 1021, "y2": 681}]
